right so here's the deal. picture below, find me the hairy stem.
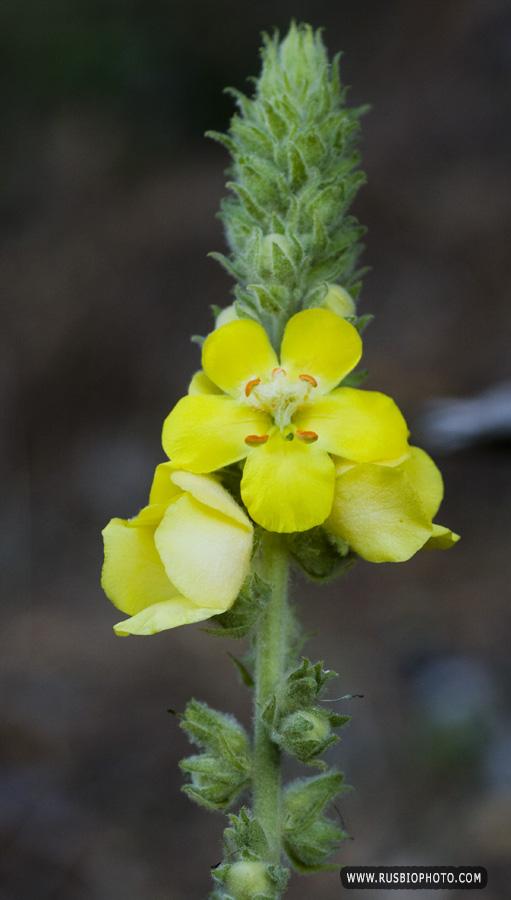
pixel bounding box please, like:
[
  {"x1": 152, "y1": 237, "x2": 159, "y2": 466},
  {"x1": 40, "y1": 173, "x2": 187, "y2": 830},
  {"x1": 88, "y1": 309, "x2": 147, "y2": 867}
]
[{"x1": 253, "y1": 533, "x2": 289, "y2": 864}]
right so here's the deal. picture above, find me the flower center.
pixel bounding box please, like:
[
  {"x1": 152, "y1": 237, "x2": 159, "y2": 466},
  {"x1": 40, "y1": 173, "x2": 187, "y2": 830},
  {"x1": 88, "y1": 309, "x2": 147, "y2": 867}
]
[{"x1": 241, "y1": 368, "x2": 319, "y2": 433}]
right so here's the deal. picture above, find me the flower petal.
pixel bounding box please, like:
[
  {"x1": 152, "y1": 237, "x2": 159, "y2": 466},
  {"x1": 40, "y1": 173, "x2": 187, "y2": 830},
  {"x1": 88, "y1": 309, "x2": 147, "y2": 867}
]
[
  {"x1": 102, "y1": 517, "x2": 178, "y2": 616},
  {"x1": 170, "y1": 471, "x2": 252, "y2": 531},
  {"x1": 326, "y1": 463, "x2": 433, "y2": 562},
  {"x1": 114, "y1": 598, "x2": 225, "y2": 635},
  {"x1": 188, "y1": 370, "x2": 223, "y2": 395},
  {"x1": 202, "y1": 319, "x2": 278, "y2": 396},
  {"x1": 296, "y1": 388, "x2": 409, "y2": 462},
  {"x1": 162, "y1": 394, "x2": 269, "y2": 472},
  {"x1": 149, "y1": 461, "x2": 182, "y2": 506},
  {"x1": 280, "y1": 309, "x2": 362, "y2": 393},
  {"x1": 154, "y1": 493, "x2": 253, "y2": 608},
  {"x1": 424, "y1": 524, "x2": 460, "y2": 550},
  {"x1": 398, "y1": 446, "x2": 443, "y2": 519},
  {"x1": 241, "y1": 431, "x2": 335, "y2": 532}
]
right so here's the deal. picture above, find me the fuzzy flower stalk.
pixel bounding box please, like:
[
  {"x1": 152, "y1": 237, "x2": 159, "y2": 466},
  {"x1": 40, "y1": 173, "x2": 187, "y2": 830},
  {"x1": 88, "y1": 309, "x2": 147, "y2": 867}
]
[{"x1": 101, "y1": 23, "x2": 458, "y2": 899}]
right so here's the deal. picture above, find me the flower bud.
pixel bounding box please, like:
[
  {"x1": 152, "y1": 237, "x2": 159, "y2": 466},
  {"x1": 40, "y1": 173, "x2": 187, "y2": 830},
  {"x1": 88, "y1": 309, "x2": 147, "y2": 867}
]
[
  {"x1": 215, "y1": 304, "x2": 239, "y2": 328},
  {"x1": 276, "y1": 707, "x2": 336, "y2": 763},
  {"x1": 225, "y1": 860, "x2": 274, "y2": 900},
  {"x1": 321, "y1": 283, "x2": 355, "y2": 318}
]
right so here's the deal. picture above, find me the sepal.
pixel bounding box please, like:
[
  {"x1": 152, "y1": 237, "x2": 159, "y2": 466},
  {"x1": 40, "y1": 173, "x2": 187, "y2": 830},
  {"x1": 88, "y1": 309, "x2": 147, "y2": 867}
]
[
  {"x1": 283, "y1": 770, "x2": 351, "y2": 871},
  {"x1": 207, "y1": 571, "x2": 272, "y2": 639},
  {"x1": 286, "y1": 525, "x2": 355, "y2": 581},
  {"x1": 180, "y1": 700, "x2": 251, "y2": 810}
]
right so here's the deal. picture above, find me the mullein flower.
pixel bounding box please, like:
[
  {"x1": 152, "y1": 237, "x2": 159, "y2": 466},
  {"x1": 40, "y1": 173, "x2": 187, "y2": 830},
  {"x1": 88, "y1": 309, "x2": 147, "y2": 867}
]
[
  {"x1": 163, "y1": 308, "x2": 409, "y2": 533},
  {"x1": 325, "y1": 447, "x2": 459, "y2": 562},
  {"x1": 102, "y1": 462, "x2": 253, "y2": 634}
]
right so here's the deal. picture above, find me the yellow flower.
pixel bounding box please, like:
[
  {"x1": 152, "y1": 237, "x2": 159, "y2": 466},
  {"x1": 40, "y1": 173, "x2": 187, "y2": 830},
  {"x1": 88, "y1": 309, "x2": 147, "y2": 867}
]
[
  {"x1": 325, "y1": 446, "x2": 459, "y2": 562},
  {"x1": 101, "y1": 463, "x2": 253, "y2": 634},
  {"x1": 162, "y1": 308, "x2": 410, "y2": 533}
]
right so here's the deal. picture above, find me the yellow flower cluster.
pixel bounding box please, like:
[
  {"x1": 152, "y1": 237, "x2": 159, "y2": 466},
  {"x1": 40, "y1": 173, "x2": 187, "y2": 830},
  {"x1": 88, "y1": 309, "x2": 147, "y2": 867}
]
[{"x1": 102, "y1": 308, "x2": 458, "y2": 633}]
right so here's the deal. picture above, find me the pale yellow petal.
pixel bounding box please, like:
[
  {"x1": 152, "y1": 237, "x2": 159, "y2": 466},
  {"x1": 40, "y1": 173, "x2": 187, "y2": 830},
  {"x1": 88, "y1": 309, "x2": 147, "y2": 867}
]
[
  {"x1": 398, "y1": 446, "x2": 443, "y2": 519},
  {"x1": 170, "y1": 471, "x2": 252, "y2": 531},
  {"x1": 322, "y1": 284, "x2": 356, "y2": 318},
  {"x1": 149, "y1": 461, "x2": 182, "y2": 506},
  {"x1": 424, "y1": 524, "x2": 460, "y2": 550},
  {"x1": 241, "y1": 431, "x2": 335, "y2": 532},
  {"x1": 114, "y1": 598, "x2": 225, "y2": 635},
  {"x1": 188, "y1": 370, "x2": 224, "y2": 395},
  {"x1": 202, "y1": 318, "x2": 278, "y2": 396},
  {"x1": 162, "y1": 394, "x2": 270, "y2": 472},
  {"x1": 326, "y1": 463, "x2": 433, "y2": 562},
  {"x1": 131, "y1": 504, "x2": 167, "y2": 527},
  {"x1": 296, "y1": 388, "x2": 409, "y2": 462},
  {"x1": 215, "y1": 304, "x2": 239, "y2": 328},
  {"x1": 280, "y1": 308, "x2": 362, "y2": 393},
  {"x1": 102, "y1": 517, "x2": 178, "y2": 616},
  {"x1": 154, "y1": 494, "x2": 253, "y2": 609}
]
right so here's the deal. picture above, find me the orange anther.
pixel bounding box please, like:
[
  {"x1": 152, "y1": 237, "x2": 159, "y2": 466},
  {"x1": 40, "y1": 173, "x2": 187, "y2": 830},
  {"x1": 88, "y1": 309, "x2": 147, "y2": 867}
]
[
  {"x1": 296, "y1": 429, "x2": 319, "y2": 443},
  {"x1": 299, "y1": 373, "x2": 317, "y2": 387},
  {"x1": 244, "y1": 434, "x2": 269, "y2": 447},
  {"x1": 271, "y1": 367, "x2": 287, "y2": 377},
  {"x1": 245, "y1": 377, "x2": 261, "y2": 397}
]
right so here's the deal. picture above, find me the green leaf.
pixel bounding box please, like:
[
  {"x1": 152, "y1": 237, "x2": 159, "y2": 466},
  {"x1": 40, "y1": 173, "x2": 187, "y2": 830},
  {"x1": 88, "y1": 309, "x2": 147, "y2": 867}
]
[
  {"x1": 227, "y1": 652, "x2": 255, "y2": 689},
  {"x1": 340, "y1": 368, "x2": 370, "y2": 388},
  {"x1": 208, "y1": 251, "x2": 243, "y2": 281},
  {"x1": 354, "y1": 313, "x2": 374, "y2": 333}
]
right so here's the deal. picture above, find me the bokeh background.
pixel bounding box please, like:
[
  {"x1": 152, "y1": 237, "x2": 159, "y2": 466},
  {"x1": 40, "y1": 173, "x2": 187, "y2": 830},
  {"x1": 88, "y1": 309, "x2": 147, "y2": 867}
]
[{"x1": 1, "y1": 1, "x2": 510, "y2": 898}]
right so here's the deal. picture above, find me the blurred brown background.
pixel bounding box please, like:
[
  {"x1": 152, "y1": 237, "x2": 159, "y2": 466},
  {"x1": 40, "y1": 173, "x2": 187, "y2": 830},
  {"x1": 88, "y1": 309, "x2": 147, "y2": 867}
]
[{"x1": 1, "y1": 1, "x2": 510, "y2": 898}]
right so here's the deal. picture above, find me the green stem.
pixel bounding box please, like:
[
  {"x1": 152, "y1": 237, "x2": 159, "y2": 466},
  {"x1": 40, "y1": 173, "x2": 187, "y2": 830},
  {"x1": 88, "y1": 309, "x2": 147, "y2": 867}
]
[{"x1": 253, "y1": 532, "x2": 289, "y2": 865}]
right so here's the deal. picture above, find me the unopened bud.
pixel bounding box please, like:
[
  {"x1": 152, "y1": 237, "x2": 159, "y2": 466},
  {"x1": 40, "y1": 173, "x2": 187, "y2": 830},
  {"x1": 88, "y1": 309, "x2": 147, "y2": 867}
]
[
  {"x1": 226, "y1": 860, "x2": 273, "y2": 900},
  {"x1": 215, "y1": 304, "x2": 239, "y2": 328},
  {"x1": 322, "y1": 284, "x2": 355, "y2": 318}
]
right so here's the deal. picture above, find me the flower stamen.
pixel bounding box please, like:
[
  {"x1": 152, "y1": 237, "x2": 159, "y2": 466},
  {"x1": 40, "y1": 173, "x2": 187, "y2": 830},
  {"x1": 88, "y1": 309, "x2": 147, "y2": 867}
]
[
  {"x1": 271, "y1": 367, "x2": 287, "y2": 377},
  {"x1": 296, "y1": 429, "x2": 319, "y2": 444},
  {"x1": 299, "y1": 373, "x2": 317, "y2": 387},
  {"x1": 244, "y1": 434, "x2": 269, "y2": 447},
  {"x1": 245, "y1": 377, "x2": 261, "y2": 397}
]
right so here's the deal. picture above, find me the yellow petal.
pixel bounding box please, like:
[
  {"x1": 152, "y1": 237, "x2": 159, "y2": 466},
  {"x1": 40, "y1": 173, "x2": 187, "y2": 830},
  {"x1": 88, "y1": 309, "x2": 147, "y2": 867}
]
[
  {"x1": 102, "y1": 517, "x2": 178, "y2": 616},
  {"x1": 114, "y1": 598, "x2": 226, "y2": 635},
  {"x1": 154, "y1": 494, "x2": 253, "y2": 609},
  {"x1": 162, "y1": 394, "x2": 269, "y2": 472},
  {"x1": 170, "y1": 471, "x2": 252, "y2": 531},
  {"x1": 326, "y1": 463, "x2": 433, "y2": 562},
  {"x1": 241, "y1": 431, "x2": 336, "y2": 532},
  {"x1": 188, "y1": 370, "x2": 223, "y2": 395},
  {"x1": 202, "y1": 319, "x2": 278, "y2": 396},
  {"x1": 398, "y1": 446, "x2": 443, "y2": 519},
  {"x1": 296, "y1": 388, "x2": 409, "y2": 462},
  {"x1": 149, "y1": 461, "x2": 182, "y2": 506},
  {"x1": 424, "y1": 524, "x2": 460, "y2": 550},
  {"x1": 280, "y1": 309, "x2": 362, "y2": 393}
]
